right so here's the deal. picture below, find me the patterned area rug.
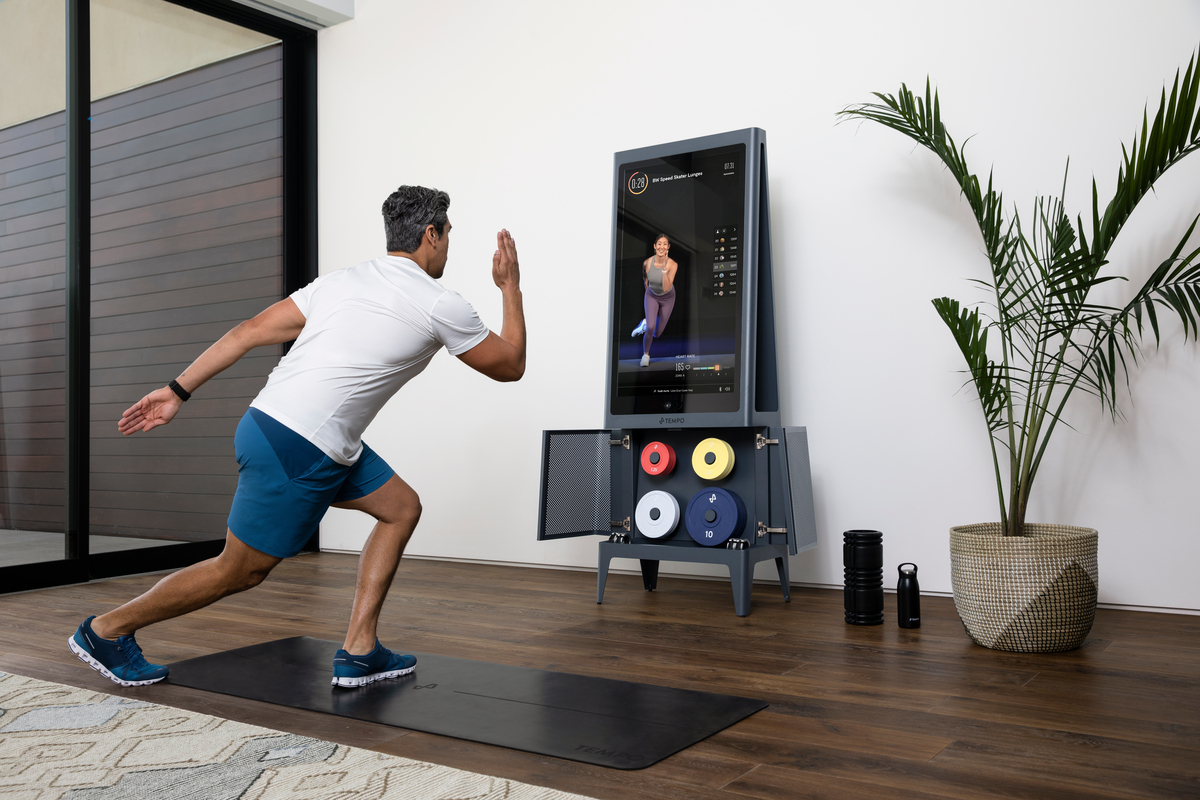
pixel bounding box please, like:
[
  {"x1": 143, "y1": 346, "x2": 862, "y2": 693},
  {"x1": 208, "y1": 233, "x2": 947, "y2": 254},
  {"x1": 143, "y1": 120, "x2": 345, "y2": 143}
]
[{"x1": 0, "y1": 672, "x2": 598, "y2": 800}]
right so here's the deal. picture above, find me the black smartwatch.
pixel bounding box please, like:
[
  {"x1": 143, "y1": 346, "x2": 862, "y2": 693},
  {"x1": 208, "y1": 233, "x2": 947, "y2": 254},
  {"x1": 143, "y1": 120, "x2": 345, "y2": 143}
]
[{"x1": 168, "y1": 379, "x2": 192, "y2": 402}]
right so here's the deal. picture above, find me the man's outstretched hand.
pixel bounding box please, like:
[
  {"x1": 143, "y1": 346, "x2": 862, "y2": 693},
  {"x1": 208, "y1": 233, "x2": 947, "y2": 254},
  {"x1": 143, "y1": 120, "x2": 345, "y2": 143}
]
[
  {"x1": 457, "y1": 227, "x2": 526, "y2": 382},
  {"x1": 118, "y1": 387, "x2": 183, "y2": 435},
  {"x1": 492, "y1": 229, "x2": 520, "y2": 292}
]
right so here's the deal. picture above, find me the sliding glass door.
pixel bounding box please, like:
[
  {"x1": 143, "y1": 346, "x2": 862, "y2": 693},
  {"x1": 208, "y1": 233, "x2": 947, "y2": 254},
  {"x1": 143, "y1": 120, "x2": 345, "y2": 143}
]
[
  {"x1": 89, "y1": 1, "x2": 282, "y2": 560},
  {"x1": 0, "y1": 0, "x2": 69, "y2": 571},
  {"x1": 0, "y1": 0, "x2": 315, "y2": 593}
]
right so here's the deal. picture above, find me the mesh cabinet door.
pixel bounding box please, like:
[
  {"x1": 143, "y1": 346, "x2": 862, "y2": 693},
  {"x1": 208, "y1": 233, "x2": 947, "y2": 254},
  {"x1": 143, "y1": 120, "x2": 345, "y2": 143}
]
[{"x1": 537, "y1": 430, "x2": 620, "y2": 540}]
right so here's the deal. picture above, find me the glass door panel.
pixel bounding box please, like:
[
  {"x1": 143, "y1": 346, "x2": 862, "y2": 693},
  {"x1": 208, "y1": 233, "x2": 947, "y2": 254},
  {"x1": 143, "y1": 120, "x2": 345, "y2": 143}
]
[
  {"x1": 88, "y1": 0, "x2": 282, "y2": 554},
  {"x1": 0, "y1": 0, "x2": 69, "y2": 568}
]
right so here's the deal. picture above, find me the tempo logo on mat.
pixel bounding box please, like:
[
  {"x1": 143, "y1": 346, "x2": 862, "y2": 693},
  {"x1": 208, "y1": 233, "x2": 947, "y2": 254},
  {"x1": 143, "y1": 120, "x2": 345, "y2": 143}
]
[
  {"x1": 574, "y1": 745, "x2": 642, "y2": 763},
  {"x1": 628, "y1": 171, "x2": 648, "y2": 194}
]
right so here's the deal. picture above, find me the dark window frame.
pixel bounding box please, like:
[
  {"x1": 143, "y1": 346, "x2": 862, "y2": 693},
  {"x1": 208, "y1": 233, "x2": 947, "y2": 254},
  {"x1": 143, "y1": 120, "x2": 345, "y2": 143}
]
[{"x1": 0, "y1": 0, "x2": 317, "y2": 594}]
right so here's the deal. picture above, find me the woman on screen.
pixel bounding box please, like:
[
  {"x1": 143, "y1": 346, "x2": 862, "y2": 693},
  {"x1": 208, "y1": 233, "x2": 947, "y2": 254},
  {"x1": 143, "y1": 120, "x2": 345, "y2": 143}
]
[{"x1": 631, "y1": 233, "x2": 677, "y2": 367}]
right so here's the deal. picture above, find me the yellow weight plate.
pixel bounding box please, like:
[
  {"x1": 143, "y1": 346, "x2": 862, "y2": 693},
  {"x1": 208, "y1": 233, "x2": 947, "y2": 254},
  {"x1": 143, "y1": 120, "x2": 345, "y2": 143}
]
[{"x1": 691, "y1": 437, "x2": 735, "y2": 480}]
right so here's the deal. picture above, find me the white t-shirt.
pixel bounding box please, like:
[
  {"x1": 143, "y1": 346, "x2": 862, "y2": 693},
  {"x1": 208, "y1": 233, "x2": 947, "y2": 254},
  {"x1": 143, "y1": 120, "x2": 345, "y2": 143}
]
[{"x1": 251, "y1": 255, "x2": 489, "y2": 465}]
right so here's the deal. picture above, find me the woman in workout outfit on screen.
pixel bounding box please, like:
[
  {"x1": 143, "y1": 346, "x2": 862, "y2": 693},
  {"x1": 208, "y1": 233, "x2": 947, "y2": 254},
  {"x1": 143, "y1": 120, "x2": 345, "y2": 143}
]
[{"x1": 631, "y1": 233, "x2": 677, "y2": 366}]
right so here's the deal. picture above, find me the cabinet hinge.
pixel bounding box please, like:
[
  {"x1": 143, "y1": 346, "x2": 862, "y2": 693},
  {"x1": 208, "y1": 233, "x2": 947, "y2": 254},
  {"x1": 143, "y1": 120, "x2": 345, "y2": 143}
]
[{"x1": 756, "y1": 521, "x2": 787, "y2": 537}]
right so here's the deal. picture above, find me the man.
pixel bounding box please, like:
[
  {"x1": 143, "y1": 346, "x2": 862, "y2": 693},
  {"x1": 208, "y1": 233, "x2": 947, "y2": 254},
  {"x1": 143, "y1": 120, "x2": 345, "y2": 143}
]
[{"x1": 69, "y1": 186, "x2": 525, "y2": 688}]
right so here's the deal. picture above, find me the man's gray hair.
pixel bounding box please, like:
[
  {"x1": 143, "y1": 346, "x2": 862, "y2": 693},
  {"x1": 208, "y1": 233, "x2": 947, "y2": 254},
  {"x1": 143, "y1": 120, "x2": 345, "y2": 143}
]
[{"x1": 382, "y1": 186, "x2": 450, "y2": 252}]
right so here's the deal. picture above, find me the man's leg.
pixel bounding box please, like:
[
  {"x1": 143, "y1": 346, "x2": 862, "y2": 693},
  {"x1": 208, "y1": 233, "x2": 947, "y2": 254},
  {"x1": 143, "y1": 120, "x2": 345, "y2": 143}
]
[
  {"x1": 330, "y1": 474, "x2": 421, "y2": 655},
  {"x1": 91, "y1": 530, "x2": 283, "y2": 639}
]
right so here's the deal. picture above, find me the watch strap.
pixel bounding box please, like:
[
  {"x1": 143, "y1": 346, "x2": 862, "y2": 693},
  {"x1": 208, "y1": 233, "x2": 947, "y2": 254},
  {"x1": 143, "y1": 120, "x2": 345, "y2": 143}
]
[{"x1": 168, "y1": 379, "x2": 191, "y2": 402}]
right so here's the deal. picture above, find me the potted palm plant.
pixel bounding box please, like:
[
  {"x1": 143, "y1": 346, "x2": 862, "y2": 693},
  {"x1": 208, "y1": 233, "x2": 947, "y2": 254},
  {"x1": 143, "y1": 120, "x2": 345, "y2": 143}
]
[{"x1": 840, "y1": 49, "x2": 1200, "y2": 652}]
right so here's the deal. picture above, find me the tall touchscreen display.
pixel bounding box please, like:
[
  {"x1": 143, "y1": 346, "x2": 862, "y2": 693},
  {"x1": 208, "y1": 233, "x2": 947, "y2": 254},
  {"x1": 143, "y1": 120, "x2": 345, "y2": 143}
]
[{"x1": 610, "y1": 144, "x2": 746, "y2": 416}]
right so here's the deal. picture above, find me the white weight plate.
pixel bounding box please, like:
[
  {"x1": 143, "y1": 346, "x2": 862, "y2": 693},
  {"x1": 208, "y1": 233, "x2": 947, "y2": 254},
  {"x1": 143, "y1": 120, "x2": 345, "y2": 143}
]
[{"x1": 635, "y1": 491, "x2": 681, "y2": 539}]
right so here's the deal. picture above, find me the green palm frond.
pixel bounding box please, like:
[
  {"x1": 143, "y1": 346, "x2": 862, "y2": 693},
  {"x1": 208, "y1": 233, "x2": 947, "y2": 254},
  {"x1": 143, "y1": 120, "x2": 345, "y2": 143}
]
[
  {"x1": 839, "y1": 81, "x2": 1018, "y2": 283},
  {"x1": 1087, "y1": 57, "x2": 1200, "y2": 261},
  {"x1": 932, "y1": 296, "x2": 1013, "y2": 528},
  {"x1": 932, "y1": 297, "x2": 1009, "y2": 434},
  {"x1": 1085, "y1": 220, "x2": 1200, "y2": 412}
]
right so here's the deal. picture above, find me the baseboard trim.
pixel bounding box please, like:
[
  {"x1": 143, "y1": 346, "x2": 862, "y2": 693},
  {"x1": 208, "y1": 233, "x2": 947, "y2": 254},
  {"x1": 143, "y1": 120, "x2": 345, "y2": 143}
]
[
  {"x1": 322, "y1": 549, "x2": 1200, "y2": 615},
  {"x1": 1095, "y1": 602, "x2": 1200, "y2": 616}
]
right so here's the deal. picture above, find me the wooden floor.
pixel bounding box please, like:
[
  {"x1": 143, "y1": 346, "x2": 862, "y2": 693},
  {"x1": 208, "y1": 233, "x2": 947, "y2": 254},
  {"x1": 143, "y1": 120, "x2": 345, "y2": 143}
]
[{"x1": 1, "y1": 554, "x2": 1198, "y2": 800}]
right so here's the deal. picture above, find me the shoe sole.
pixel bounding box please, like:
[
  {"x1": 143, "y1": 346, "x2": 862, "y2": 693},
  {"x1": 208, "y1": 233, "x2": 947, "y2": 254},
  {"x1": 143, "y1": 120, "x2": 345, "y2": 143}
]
[
  {"x1": 331, "y1": 664, "x2": 416, "y2": 688},
  {"x1": 68, "y1": 635, "x2": 166, "y2": 687}
]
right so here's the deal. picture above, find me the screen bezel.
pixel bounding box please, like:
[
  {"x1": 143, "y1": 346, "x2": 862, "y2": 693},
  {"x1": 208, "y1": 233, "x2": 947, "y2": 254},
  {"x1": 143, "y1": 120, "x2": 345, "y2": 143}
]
[{"x1": 603, "y1": 128, "x2": 765, "y2": 430}]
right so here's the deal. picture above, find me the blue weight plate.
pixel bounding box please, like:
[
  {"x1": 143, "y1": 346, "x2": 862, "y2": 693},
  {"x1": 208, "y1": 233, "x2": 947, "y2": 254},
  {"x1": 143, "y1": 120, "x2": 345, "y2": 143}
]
[{"x1": 684, "y1": 487, "x2": 747, "y2": 547}]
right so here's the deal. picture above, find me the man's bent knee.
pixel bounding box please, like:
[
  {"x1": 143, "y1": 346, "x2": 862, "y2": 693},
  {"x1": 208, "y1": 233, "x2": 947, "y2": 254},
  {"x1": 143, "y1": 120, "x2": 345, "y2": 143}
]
[
  {"x1": 239, "y1": 564, "x2": 274, "y2": 591},
  {"x1": 404, "y1": 495, "x2": 422, "y2": 527},
  {"x1": 219, "y1": 531, "x2": 282, "y2": 592},
  {"x1": 375, "y1": 490, "x2": 420, "y2": 527},
  {"x1": 335, "y1": 475, "x2": 422, "y2": 527},
  {"x1": 218, "y1": 556, "x2": 277, "y2": 593}
]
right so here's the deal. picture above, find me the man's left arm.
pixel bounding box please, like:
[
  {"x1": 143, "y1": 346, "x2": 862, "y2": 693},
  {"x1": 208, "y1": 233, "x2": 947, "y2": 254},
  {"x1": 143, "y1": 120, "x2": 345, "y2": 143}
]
[
  {"x1": 118, "y1": 298, "x2": 307, "y2": 435},
  {"x1": 457, "y1": 229, "x2": 525, "y2": 382}
]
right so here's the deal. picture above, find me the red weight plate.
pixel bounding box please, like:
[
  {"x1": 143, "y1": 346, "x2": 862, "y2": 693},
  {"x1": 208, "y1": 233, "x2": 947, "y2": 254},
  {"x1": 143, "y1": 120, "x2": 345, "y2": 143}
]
[{"x1": 640, "y1": 441, "x2": 676, "y2": 475}]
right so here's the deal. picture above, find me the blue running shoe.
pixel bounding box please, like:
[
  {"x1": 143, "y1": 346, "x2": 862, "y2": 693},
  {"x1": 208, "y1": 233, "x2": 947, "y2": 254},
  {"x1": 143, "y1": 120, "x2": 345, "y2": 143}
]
[
  {"x1": 332, "y1": 640, "x2": 416, "y2": 688},
  {"x1": 631, "y1": 318, "x2": 647, "y2": 337},
  {"x1": 69, "y1": 616, "x2": 169, "y2": 686}
]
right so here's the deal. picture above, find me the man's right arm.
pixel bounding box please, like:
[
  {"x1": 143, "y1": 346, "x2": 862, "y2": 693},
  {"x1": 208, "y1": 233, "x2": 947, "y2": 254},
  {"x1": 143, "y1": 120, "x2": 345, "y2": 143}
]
[
  {"x1": 458, "y1": 229, "x2": 525, "y2": 382},
  {"x1": 118, "y1": 298, "x2": 307, "y2": 435}
]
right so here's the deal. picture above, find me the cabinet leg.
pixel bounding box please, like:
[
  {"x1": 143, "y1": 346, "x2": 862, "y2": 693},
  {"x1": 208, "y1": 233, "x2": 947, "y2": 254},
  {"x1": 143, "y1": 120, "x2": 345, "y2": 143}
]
[
  {"x1": 597, "y1": 549, "x2": 612, "y2": 604},
  {"x1": 730, "y1": 555, "x2": 752, "y2": 617},
  {"x1": 775, "y1": 556, "x2": 791, "y2": 602},
  {"x1": 640, "y1": 559, "x2": 659, "y2": 591}
]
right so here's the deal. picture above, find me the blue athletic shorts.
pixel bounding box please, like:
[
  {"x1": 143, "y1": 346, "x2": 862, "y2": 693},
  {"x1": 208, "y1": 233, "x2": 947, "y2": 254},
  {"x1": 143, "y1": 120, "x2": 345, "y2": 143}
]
[{"x1": 227, "y1": 408, "x2": 395, "y2": 558}]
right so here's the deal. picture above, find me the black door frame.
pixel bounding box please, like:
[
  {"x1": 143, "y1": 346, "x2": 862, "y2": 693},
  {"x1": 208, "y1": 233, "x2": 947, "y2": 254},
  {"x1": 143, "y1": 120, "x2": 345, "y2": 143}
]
[{"x1": 0, "y1": 0, "x2": 317, "y2": 594}]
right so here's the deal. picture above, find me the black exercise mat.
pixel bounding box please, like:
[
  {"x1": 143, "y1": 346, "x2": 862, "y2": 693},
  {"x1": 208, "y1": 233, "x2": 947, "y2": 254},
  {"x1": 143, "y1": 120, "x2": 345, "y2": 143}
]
[{"x1": 168, "y1": 637, "x2": 766, "y2": 770}]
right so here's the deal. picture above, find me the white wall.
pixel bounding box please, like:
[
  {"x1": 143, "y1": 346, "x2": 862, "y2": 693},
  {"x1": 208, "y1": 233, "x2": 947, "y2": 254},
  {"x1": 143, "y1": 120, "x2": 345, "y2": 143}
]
[{"x1": 315, "y1": 0, "x2": 1200, "y2": 612}]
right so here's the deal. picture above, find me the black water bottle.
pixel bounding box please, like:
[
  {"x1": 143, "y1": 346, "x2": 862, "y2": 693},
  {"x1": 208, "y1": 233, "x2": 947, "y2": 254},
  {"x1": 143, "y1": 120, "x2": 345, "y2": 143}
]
[
  {"x1": 897, "y1": 563, "x2": 920, "y2": 629},
  {"x1": 843, "y1": 530, "x2": 883, "y2": 625}
]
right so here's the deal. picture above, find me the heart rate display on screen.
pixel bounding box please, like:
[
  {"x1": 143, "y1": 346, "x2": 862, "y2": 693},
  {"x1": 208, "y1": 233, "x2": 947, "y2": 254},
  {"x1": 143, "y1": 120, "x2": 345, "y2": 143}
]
[{"x1": 610, "y1": 144, "x2": 746, "y2": 416}]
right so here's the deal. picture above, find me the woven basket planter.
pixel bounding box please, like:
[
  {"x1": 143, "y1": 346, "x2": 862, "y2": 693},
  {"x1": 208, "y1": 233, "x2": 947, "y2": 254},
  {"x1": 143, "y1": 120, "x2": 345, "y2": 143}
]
[{"x1": 949, "y1": 523, "x2": 1098, "y2": 653}]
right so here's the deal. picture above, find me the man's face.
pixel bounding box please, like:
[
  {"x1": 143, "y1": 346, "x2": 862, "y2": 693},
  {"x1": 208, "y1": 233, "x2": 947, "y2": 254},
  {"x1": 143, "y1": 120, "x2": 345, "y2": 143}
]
[{"x1": 429, "y1": 219, "x2": 452, "y2": 278}]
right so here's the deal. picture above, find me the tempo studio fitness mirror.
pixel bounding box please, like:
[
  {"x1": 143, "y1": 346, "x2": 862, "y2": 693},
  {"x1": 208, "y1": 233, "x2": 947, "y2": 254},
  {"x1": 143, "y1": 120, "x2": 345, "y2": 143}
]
[{"x1": 537, "y1": 128, "x2": 817, "y2": 616}]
